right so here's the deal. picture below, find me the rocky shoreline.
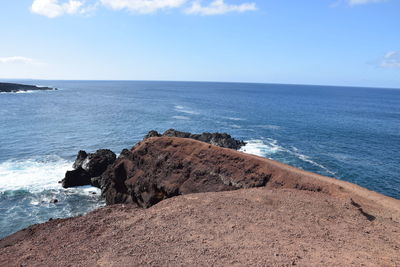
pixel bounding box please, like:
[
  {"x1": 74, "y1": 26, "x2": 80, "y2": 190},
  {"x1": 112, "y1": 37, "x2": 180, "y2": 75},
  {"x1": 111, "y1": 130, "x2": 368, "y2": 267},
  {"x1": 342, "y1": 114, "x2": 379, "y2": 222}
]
[
  {"x1": 0, "y1": 82, "x2": 55, "y2": 93},
  {"x1": 60, "y1": 129, "x2": 248, "y2": 207},
  {"x1": 1, "y1": 129, "x2": 400, "y2": 266}
]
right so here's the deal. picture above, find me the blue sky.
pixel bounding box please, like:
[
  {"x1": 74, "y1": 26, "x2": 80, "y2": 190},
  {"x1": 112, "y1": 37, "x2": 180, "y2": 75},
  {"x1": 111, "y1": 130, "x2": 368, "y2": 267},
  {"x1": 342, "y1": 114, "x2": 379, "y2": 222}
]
[{"x1": 0, "y1": 0, "x2": 399, "y2": 88}]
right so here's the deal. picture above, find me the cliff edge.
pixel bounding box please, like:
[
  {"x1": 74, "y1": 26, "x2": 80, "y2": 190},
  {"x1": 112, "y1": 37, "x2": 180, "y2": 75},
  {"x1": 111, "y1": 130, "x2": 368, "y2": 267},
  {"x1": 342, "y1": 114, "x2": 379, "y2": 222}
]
[{"x1": 1, "y1": 136, "x2": 399, "y2": 266}]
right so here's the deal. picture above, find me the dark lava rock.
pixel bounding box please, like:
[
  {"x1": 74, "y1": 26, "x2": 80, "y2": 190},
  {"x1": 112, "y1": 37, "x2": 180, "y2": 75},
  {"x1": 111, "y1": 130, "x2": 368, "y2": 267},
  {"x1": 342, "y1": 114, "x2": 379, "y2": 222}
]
[
  {"x1": 99, "y1": 137, "x2": 270, "y2": 207},
  {"x1": 80, "y1": 149, "x2": 116, "y2": 177},
  {"x1": 62, "y1": 168, "x2": 91, "y2": 188},
  {"x1": 72, "y1": 150, "x2": 87, "y2": 169},
  {"x1": 61, "y1": 149, "x2": 116, "y2": 188},
  {"x1": 144, "y1": 130, "x2": 161, "y2": 139},
  {"x1": 0, "y1": 82, "x2": 54, "y2": 93},
  {"x1": 145, "y1": 129, "x2": 246, "y2": 150}
]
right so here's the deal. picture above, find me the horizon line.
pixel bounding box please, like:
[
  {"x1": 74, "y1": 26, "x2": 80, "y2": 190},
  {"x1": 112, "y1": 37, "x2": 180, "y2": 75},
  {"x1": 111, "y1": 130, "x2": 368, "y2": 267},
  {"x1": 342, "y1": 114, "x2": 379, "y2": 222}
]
[{"x1": 1, "y1": 78, "x2": 399, "y2": 91}]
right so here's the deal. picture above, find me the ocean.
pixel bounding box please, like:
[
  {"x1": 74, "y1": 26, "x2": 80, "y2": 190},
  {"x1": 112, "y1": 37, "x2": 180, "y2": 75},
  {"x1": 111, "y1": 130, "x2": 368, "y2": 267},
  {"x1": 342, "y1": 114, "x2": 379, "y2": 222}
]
[{"x1": 0, "y1": 80, "x2": 399, "y2": 238}]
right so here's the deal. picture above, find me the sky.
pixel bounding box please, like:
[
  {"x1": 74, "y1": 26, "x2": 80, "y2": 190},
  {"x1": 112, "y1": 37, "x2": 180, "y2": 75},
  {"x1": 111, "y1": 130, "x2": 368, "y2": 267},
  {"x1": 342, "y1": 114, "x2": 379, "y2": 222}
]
[{"x1": 0, "y1": 0, "x2": 399, "y2": 88}]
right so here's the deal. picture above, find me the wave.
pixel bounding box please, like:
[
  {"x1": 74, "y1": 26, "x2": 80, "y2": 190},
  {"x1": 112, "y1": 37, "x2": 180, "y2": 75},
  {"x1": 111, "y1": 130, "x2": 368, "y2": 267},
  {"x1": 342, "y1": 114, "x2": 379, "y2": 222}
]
[
  {"x1": 286, "y1": 148, "x2": 336, "y2": 176},
  {"x1": 172, "y1": 115, "x2": 190, "y2": 120},
  {"x1": 0, "y1": 90, "x2": 38, "y2": 94},
  {"x1": 0, "y1": 155, "x2": 103, "y2": 238},
  {"x1": 0, "y1": 156, "x2": 72, "y2": 192},
  {"x1": 225, "y1": 117, "x2": 245, "y2": 121},
  {"x1": 0, "y1": 156, "x2": 100, "y2": 193},
  {"x1": 239, "y1": 139, "x2": 282, "y2": 157},
  {"x1": 255, "y1": 124, "x2": 281, "y2": 130},
  {"x1": 174, "y1": 105, "x2": 200, "y2": 115},
  {"x1": 240, "y1": 139, "x2": 336, "y2": 176}
]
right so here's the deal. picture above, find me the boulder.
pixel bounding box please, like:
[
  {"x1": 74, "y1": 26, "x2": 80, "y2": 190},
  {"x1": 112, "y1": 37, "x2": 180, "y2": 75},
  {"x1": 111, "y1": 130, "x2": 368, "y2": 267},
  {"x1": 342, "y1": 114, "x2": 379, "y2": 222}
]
[
  {"x1": 99, "y1": 137, "x2": 270, "y2": 207},
  {"x1": 61, "y1": 168, "x2": 91, "y2": 188},
  {"x1": 61, "y1": 149, "x2": 116, "y2": 188},
  {"x1": 80, "y1": 149, "x2": 116, "y2": 177},
  {"x1": 145, "y1": 129, "x2": 246, "y2": 150}
]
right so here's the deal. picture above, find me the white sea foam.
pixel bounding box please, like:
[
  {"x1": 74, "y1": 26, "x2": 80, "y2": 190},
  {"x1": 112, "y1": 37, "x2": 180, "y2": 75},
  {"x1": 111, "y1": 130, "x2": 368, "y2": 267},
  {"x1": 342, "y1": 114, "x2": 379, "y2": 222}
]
[
  {"x1": 174, "y1": 105, "x2": 200, "y2": 115},
  {"x1": 255, "y1": 124, "x2": 281, "y2": 130},
  {"x1": 239, "y1": 139, "x2": 282, "y2": 157},
  {"x1": 225, "y1": 117, "x2": 245, "y2": 121},
  {"x1": 15, "y1": 90, "x2": 37, "y2": 94},
  {"x1": 172, "y1": 115, "x2": 190, "y2": 120},
  {"x1": 287, "y1": 149, "x2": 336, "y2": 175},
  {"x1": 0, "y1": 156, "x2": 101, "y2": 195},
  {"x1": 0, "y1": 156, "x2": 71, "y2": 192},
  {"x1": 240, "y1": 139, "x2": 335, "y2": 175},
  {"x1": 0, "y1": 90, "x2": 37, "y2": 94}
]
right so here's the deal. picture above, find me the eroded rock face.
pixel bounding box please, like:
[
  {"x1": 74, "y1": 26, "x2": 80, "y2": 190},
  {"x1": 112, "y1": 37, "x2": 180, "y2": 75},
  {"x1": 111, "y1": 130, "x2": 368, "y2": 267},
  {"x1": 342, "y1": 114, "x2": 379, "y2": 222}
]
[
  {"x1": 144, "y1": 129, "x2": 246, "y2": 150},
  {"x1": 99, "y1": 137, "x2": 270, "y2": 207},
  {"x1": 61, "y1": 149, "x2": 116, "y2": 188}
]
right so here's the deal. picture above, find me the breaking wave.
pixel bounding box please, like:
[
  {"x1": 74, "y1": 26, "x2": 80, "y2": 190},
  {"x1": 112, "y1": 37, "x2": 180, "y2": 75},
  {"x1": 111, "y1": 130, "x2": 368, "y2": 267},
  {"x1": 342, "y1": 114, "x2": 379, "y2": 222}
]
[
  {"x1": 240, "y1": 139, "x2": 336, "y2": 176},
  {"x1": 174, "y1": 105, "x2": 200, "y2": 115}
]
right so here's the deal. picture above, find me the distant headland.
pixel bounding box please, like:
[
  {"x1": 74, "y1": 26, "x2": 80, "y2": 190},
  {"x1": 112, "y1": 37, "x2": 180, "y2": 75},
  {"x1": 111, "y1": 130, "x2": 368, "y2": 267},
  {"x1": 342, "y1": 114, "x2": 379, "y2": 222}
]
[{"x1": 0, "y1": 82, "x2": 56, "y2": 93}]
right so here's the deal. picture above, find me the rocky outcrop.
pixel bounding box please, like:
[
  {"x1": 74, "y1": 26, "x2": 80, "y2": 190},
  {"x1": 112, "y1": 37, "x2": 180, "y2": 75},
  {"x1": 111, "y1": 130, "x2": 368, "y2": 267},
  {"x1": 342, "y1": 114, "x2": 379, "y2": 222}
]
[
  {"x1": 0, "y1": 82, "x2": 55, "y2": 93},
  {"x1": 61, "y1": 130, "x2": 245, "y2": 190},
  {"x1": 98, "y1": 137, "x2": 269, "y2": 207},
  {"x1": 61, "y1": 149, "x2": 116, "y2": 188},
  {"x1": 144, "y1": 129, "x2": 246, "y2": 150}
]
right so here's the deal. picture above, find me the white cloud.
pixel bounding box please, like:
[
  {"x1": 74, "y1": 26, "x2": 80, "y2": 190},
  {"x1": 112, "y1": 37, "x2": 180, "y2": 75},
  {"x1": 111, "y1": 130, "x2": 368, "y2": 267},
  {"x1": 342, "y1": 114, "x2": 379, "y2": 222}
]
[
  {"x1": 347, "y1": 0, "x2": 387, "y2": 5},
  {"x1": 100, "y1": 0, "x2": 187, "y2": 13},
  {"x1": 30, "y1": 0, "x2": 257, "y2": 16},
  {"x1": 185, "y1": 0, "x2": 256, "y2": 15},
  {"x1": 0, "y1": 57, "x2": 36, "y2": 64},
  {"x1": 380, "y1": 51, "x2": 400, "y2": 68},
  {"x1": 31, "y1": 0, "x2": 93, "y2": 18}
]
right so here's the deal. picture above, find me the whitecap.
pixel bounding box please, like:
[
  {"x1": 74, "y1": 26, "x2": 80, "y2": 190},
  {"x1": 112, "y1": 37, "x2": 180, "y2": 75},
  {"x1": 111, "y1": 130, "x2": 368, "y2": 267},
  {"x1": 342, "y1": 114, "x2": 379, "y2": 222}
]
[
  {"x1": 172, "y1": 115, "x2": 190, "y2": 120},
  {"x1": 240, "y1": 139, "x2": 336, "y2": 176},
  {"x1": 225, "y1": 117, "x2": 245, "y2": 121},
  {"x1": 255, "y1": 124, "x2": 281, "y2": 130},
  {"x1": 174, "y1": 105, "x2": 200, "y2": 115},
  {"x1": 0, "y1": 90, "x2": 37, "y2": 94},
  {"x1": 239, "y1": 139, "x2": 282, "y2": 157},
  {"x1": 290, "y1": 151, "x2": 336, "y2": 176},
  {"x1": 0, "y1": 156, "x2": 71, "y2": 193}
]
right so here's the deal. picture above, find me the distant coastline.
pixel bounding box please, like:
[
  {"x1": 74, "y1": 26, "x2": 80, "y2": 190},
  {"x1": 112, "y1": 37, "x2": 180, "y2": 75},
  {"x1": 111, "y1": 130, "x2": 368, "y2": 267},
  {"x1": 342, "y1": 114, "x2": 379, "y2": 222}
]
[{"x1": 0, "y1": 82, "x2": 55, "y2": 93}]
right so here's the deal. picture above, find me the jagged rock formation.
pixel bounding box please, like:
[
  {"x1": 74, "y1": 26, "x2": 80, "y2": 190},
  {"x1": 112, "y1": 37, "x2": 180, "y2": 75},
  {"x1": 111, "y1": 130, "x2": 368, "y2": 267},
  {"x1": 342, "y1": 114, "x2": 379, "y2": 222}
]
[
  {"x1": 98, "y1": 137, "x2": 268, "y2": 207},
  {"x1": 0, "y1": 82, "x2": 55, "y2": 93},
  {"x1": 61, "y1": 130, "x2": 246, "y2": 189},
  {"x1": 61, "y1": 149, "x2": 116, "y2": 188},
  {"x1": 144, "y1": 129, "x2": 246, "y2": 150}
]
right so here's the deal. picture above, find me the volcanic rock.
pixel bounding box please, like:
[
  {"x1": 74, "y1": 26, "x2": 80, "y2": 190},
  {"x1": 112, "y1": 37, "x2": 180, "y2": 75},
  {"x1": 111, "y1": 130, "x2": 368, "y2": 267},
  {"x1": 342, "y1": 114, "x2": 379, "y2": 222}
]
[
  {"x1": 61, "y1": 168, "x2": 91, "y2": 188},
  {"x1": 61, "y1": 149, "x2": 116, "y2": 188},
  {"x1": 145, "y1": 129, "x2": 246, "y2": 150},
  {"x1": 98, "y1": 137, "x2": 269, "y2": 207}
]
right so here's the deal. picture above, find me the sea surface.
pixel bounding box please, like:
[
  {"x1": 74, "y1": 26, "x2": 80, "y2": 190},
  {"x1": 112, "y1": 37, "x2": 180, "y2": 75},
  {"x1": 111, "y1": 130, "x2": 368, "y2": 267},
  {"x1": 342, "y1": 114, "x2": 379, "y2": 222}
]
[{"x1": 0, "y1": 80, "x2": 399, "y2": 238}]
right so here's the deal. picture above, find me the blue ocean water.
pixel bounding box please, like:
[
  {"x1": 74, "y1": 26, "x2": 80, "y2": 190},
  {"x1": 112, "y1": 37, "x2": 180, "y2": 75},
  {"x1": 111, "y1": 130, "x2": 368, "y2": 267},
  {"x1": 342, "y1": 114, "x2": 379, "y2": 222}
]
[{"x1": 0, "y1": 80, "x2": 399, "y2": 238}]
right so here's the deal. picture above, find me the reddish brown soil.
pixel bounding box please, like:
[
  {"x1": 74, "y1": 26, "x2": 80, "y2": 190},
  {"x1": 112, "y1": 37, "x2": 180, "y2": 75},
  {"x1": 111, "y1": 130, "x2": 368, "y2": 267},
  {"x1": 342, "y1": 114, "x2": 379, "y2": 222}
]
[
  {"x1": 1, "y1": 188, "x2": 399, "y2": 266},
  {"x1": 1, "y1": 137, "x2": 399, "y2": 266}
]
